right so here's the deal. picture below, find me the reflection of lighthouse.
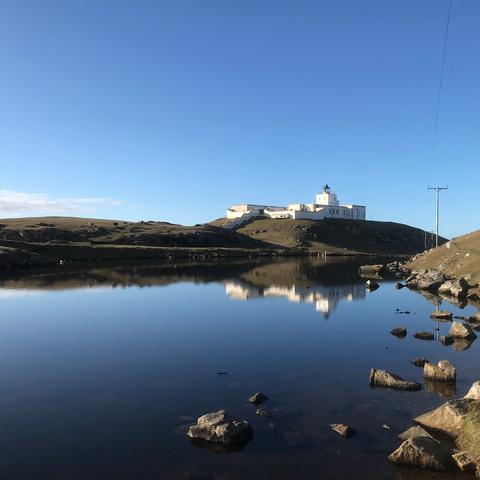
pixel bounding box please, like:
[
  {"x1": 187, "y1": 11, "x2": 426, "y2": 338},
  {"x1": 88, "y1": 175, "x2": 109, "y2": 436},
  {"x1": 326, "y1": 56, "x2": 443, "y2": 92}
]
[{"x1": 224, "y1": 281, "x2": 366, "y2": 318}]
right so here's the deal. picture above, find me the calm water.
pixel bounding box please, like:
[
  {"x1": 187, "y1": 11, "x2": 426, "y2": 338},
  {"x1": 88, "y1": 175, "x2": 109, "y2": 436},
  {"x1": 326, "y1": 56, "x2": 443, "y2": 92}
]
[{"x1": 0, "y1": 257, "x2": 478, "y2": 480}]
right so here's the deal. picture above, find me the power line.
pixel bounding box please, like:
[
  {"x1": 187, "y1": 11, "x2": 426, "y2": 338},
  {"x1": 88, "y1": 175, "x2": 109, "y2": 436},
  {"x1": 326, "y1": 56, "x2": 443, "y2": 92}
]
[
  {"x1": 430, "y1": 0, "x2": 453, "y2": 171},
  {"x1": 427, "y1": 186, "x2": 448, "y2": 247}
]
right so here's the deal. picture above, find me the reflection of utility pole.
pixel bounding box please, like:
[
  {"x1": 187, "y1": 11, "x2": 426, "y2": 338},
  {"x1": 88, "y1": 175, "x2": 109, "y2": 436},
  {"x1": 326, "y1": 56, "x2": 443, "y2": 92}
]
[{"x1": 428, "y1": 186, "x2": 448, "y2": 247}]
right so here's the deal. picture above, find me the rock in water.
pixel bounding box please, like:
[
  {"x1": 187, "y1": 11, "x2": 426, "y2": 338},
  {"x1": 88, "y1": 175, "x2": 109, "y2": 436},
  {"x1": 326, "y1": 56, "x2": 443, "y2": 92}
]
[
  {"x1": 395, "y1": 282, "x2": 405, "y2": 289},
  {"x1": 423, "y1": 360, "x2": 456, "y2": 383},
  {"x1": 358, "y1": 264, "x2": 384, "y2": 277},
  {"x1": 410, "y1": 358, "x2": 429, "y2": 368},
  {"x1": 398, "y1": 425, "x2": 433, "y2": 441},
  {"x1": 414, "y1": 331, "x2": 435, "y2": 340},
  {"x1": 391, "y1": 326, "x2": 407, "y2": 337},
  {"x1": 249, "y1": 392, "x2": 268, "y2": 405},
  {"x1": 187, "y1": 410, "x2": 253, "y2": 445},
  {"x1": 369, "y1": 369, "x2": 421, "y2": 391},
  {"x1": 388, "y1": 436, "x2": 452, "y2": 471},
  {"x1": 415, "y1": 399, "x2": 474, "y2": 437},
  {"x1": 430, "y1": 310, "x2": 453, "y2": 320},
  {"x1": 464, "y1": 381, "x2": 480, "y2": 400},
  {"x1": 330, "y1": 423, "x2": 355, "y2": 438},
  {"x1": 452, "y1": 451, "x2": 476, "y2": 472},
  {"x1": 448, "y1": 322, "x2": 477, "y2": 339},
  {"x1": 255, "y1": 408, "x2": 272, "y2": 417}
]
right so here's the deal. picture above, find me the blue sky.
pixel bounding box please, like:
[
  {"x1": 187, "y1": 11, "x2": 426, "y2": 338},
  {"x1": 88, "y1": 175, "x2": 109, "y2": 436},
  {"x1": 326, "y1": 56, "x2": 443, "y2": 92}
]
[{"x1": 0, "y1": 0, "x2": 478, "y2": 238}]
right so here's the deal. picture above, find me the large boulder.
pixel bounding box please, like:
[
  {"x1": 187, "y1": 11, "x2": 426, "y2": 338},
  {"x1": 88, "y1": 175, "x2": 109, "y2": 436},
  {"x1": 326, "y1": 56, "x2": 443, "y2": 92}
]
[
  {"x1": 369, "y1": 368, "x2": 421, "y2": 391},
  {"x1": 423, "y1": 360, "x2": 456, "y2": 383},
  {"x1": 438, "y1": 277, "x2": 469, "y2": 299},
  {"x1": 415, "y1": 399, "x2": 475, "y2": 437},
  {"x1": 388, "y1": 436, "x2": 452, "y2": 471},
  {"x1": 187, "y1": 410, "x2": 253, "y2": 445},
  {"x1": 448, "y1": 322, "x2": 477, "y2": 340}
]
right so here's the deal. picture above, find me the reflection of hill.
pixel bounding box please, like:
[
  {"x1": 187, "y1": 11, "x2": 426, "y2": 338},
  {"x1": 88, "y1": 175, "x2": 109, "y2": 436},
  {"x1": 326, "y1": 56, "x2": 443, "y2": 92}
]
[
  {"x1": 0, "y1": 259, "x2": 270, "y2": 292},
  {"x1": 225, "y1": 281, "x2": 365, "y2": 318},
  {"x1": 0, "y1": 257, "x2": 375, "y2": 310}
]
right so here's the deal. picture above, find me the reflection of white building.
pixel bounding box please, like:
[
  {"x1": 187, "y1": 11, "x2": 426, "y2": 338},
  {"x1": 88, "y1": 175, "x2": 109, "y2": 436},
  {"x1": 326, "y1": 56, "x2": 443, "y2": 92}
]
[
  {"x1": 225, "y1": 185, "x2": 366, "y2": 227},
  {"x1": 224, "y1": 281, "x2": 366, "y2": 318}
]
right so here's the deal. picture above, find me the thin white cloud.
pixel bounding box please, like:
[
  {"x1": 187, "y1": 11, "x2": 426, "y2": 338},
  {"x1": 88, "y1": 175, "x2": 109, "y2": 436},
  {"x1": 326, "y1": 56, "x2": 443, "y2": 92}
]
[{"x1": 0, "y1": 190, "x2": 123, "y2": 215}]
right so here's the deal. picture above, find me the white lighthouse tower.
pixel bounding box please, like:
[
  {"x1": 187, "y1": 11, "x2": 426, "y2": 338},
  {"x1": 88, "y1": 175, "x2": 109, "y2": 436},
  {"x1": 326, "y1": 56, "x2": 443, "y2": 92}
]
[{"x1": 315, "y1": 184, "x2": 339, "y2": 206}]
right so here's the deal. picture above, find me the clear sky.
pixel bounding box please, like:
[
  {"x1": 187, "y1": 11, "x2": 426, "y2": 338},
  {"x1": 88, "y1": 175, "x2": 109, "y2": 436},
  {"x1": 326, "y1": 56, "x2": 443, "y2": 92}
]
[{"x1": 0, "y1": 0, "x2": 479, "y2": 238}]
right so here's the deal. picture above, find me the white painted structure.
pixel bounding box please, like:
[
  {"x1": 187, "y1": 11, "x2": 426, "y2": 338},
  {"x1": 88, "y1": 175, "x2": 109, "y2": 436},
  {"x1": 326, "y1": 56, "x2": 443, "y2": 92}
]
[{"x1": 225, "y1": 185, "x2": 366, "y2": 227}]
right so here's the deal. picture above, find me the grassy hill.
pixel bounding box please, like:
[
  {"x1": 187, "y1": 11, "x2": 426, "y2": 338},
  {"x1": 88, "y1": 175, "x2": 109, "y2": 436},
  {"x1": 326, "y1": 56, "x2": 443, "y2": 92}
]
[
  {"x1": 0, "y1": 216, "x2": 286, "y2": 268},
  {"x1": 211, "y1": 217, "x2": 442, "y2": 255},
  {"x1": 408, "y1": 230, "x2": 480, "y2": 286},
  {"x1": 0, "y1": 215, "x2": 444, "y2": 270},
  {"x1": 0, "y1": 216, "x2": 268, "y2": 248}
]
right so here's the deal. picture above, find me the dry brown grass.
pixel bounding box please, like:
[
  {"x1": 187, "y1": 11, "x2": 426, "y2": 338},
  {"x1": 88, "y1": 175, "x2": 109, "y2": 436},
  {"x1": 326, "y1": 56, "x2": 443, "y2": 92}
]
[
  {"x1": 408, "y1": 230, "x2": 480, "y2": 285},
  {"x1": 458, "y1": 402, "x2": 480, "y2": 467}
]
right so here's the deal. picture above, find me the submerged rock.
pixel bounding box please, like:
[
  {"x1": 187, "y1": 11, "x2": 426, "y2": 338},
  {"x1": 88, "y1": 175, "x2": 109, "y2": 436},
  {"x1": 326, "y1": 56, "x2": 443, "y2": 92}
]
[
  {"x1": 255, "y1": 408, "x2": 273, "y2": 417},
  {"x1": 249, "y1": 392, "x2": 268, "y2": 405},
  {"x1": 423, "y1": 360, "x2": 456, "y2": 383},
  {"x1": 388, "y1": 436, "x2": 452, "y2": 471},
  {"x1": 430, "y1": 310, "x2": 453, "y2": 320},
  {"x1": 415, "y1": 399, "x2": 475, "y2": 437},
  {"x1": 391, "y1": 326, "x2": 407, "y2": 337},
  {"x1": 414, "y1": 331, "x2": 435, "y2": 341},
  {"x1": 187, "y1": 410, "x2": 253, "y2": 445},
  {"x1": 410, "y1": 357, "x2": 429, "y2": 368},
  {"x1": 448, "y1": 322, "x2": 477, "y2": 340},
  {"x1": 330, "y1": 423, "x2": 356, "y2": 438},
  {"x1": 369, "y1": 368, "x2": 421, "y2": 391}
]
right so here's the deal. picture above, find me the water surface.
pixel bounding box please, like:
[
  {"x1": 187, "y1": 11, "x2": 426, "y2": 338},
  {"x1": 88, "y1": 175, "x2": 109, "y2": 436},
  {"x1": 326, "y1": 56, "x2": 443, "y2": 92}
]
[{"x1": 0, "y1": 257, "x2": 478, "y2": 479}]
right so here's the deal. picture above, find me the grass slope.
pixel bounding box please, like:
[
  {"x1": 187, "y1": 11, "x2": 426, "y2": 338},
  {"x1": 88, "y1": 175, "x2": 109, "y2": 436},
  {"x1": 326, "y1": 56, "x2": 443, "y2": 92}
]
[
  {"x1": 408, "y1": 230, "x2": 480, "y2": 285},
  {"x1": 213, "y1": 217, "x2": 440, "y2": 255},
  {"x1": 0, "y1": 216, "x2": 270, "y2": 249}
]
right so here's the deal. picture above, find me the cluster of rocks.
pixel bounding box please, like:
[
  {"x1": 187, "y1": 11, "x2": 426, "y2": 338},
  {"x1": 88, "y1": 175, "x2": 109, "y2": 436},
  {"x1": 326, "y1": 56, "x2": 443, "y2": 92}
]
[
  {"x1": 369, "y1": 355, "x2": 480, "y2": 473},
  {"x1": 388, "y1": 382, "x2": 480, "y2": 473},
  {"x1": 358, "y1": 260, "x2": 479, "y2": 303}
]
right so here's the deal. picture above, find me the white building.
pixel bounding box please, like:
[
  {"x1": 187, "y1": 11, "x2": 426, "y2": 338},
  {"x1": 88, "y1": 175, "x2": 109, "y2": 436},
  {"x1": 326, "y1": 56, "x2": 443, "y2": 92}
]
[{"x1": 226, "y1": 185, "x2": 366, "y2": 226}]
